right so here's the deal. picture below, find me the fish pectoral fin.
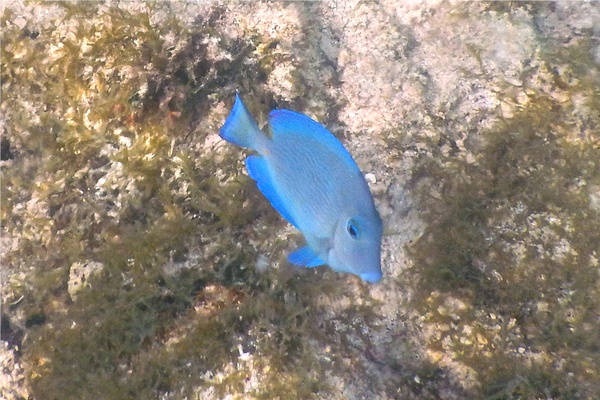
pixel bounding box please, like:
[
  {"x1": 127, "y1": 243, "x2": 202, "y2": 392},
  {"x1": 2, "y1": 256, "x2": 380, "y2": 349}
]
[
  {"x1": 287, "y1": 246, "x2": 325, "y2": 268},
  {"x1": 246, "y1": 155, "x2": 298, "y2": 228}
]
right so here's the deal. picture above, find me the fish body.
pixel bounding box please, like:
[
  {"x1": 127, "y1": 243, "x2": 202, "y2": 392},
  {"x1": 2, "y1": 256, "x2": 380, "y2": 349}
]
[{"x1": 219, "y1": 94, "x2": 383, "y2": 283}]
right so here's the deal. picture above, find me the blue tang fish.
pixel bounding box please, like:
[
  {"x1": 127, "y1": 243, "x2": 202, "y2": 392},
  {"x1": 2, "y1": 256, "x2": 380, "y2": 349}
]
[{"x1": 219, "y1": 94, "x2": 383, "y2": 283}]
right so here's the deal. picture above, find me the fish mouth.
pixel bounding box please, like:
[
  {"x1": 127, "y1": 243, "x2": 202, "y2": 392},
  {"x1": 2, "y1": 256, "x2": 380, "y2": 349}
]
[{"x1": 327, "y1": 247, "x2": 382, "y2": 283}]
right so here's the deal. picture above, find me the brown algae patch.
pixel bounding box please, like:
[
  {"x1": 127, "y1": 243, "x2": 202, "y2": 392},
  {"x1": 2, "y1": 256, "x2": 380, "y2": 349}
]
[
  {"x1": 409, "y1": 90, "x2": 600, "y2": 398},
  {"x1": 1, "y1": 2, "x2": 408, "y2": 399},
  {"x1": 1, "y1": 4, "x2": 340, "y2": 399}
]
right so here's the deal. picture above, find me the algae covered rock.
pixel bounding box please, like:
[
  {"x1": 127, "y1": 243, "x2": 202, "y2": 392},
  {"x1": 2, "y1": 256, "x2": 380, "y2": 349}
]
[{"x1": 1, "y1": 1, "x2": 599, "y2": 399}]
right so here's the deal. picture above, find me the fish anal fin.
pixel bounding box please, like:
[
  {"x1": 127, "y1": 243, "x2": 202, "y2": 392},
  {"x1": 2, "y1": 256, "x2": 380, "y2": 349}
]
[
  {"x1": 287, "y1": 246, "x2": 325, "y2": 267},
  {"x1": 246, "y1": 155, "x2": 298, "y2": 228}
]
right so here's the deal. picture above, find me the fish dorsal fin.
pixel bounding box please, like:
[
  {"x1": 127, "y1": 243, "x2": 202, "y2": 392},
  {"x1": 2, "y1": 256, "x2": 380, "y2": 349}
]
[
  {"x1": 246, "y1": 155, "x2": 299, "y2": 229},
  {"x1": 268, "y1": 109, "x2": 360, "y2": 172}
]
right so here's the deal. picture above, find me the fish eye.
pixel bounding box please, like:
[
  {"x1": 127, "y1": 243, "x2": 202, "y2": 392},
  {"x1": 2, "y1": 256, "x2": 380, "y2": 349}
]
[{"x1": 346, "y1": 219, "x2": 360, "y2": 240}]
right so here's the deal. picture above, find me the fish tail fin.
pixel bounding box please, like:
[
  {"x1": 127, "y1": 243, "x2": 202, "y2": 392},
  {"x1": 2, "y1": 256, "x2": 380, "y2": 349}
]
[{"x1": 219, "y1": 94, "x2": 265, "y2": 151}]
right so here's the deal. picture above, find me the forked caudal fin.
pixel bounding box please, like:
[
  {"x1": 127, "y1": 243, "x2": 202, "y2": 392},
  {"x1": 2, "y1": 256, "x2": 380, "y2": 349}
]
[{"x1": 219, "y1": 94, "x2": 265, "y2": 151}]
